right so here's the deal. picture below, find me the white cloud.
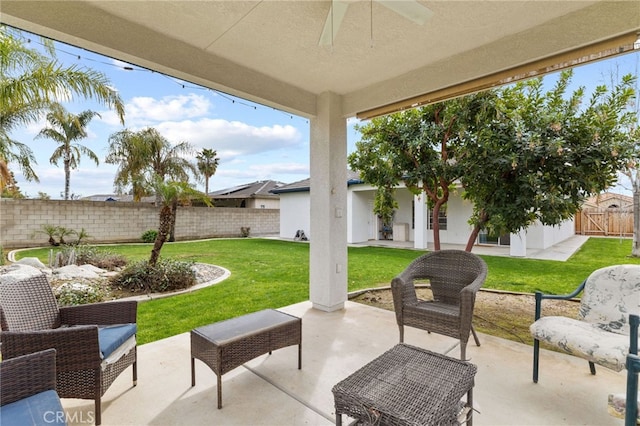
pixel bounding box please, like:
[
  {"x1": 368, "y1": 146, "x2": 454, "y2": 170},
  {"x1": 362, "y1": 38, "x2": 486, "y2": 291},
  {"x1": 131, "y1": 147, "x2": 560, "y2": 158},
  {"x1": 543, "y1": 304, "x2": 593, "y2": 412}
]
[
  {"x1": 217, "y1": 162, "x2": 308, "y2": 178},
  {"x1": 156, "y1": 119, "x2": 303, "y2": 159},
  {"x1": 99, "y1": 93, "x2": 211, "y2": 127}
]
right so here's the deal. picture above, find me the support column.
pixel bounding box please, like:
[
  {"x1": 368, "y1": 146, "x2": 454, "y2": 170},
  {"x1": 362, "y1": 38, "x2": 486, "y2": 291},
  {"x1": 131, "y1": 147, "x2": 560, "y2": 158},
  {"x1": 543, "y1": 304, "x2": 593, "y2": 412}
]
[
  {"x1": 414, "y1": 192, "x2": 429, "y2": 250},
  {"x1": 309, "y1": 92, "x2": 347, "y2": 312}
]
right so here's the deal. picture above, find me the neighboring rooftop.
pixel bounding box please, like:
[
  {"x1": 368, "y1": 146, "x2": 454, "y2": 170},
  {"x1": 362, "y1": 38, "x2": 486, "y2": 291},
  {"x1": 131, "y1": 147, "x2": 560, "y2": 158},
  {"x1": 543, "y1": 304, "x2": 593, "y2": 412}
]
[
  {"x1": 81, "y1": 194, "x2": 155, "y2": 203},
  {"x1": 271, "y1": 171, "x2": 362, "y2": 194},
  {"x1": 210, "y1": 180, "x2": 284, "y2": 199},
  {"x1": 209, "y1": 180, "x2": 284, "y2": 208}
]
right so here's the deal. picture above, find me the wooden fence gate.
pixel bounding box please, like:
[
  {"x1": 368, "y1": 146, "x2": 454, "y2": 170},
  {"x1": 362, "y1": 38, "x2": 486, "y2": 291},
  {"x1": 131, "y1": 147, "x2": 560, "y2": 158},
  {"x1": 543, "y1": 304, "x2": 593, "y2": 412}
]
[{"x1": 575, "y1": 208, "x2": 634, "y2": 237}]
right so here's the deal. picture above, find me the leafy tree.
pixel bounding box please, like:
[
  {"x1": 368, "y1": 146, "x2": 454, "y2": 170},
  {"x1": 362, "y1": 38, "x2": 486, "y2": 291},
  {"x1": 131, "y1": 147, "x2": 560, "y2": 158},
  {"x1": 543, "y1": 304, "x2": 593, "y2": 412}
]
[
  {"x1": 106, "y1": 128, "x2": 198, "y2": 205},
  {"x1": 0, "y1": 171, "x2": 24, "y2": 198},
  {"x1": 350, "y1": 70, "x2": 635, "y2": 252},
  {"x1": 196, "y1": 148, "x2": 219, "y2": 195},
  {"x1": 35, "y1": 103, "x2": 100, "y2": 200},
  {"x1": 349, "y1": 92, "x2": 494, "y2": 249},
  {"x1": 0, "y1": 26, "x2": 125, "y2": 190},
  {"x1": 460, "y1": 70, "x2": 636, "y2": 250}
]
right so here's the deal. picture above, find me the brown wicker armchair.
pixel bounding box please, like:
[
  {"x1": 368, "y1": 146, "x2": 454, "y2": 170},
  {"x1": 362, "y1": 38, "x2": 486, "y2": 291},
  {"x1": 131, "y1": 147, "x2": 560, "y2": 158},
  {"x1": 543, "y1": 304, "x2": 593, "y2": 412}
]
[
  {"x1": 391, "y1": 250, "x2": 488, "y2": 360},
  {"x1": 0, "y1": 349, "x2": 67, "y2": 425},
  {"x1": 0, "y1": 274, "x2": 138, "y2": 425}
]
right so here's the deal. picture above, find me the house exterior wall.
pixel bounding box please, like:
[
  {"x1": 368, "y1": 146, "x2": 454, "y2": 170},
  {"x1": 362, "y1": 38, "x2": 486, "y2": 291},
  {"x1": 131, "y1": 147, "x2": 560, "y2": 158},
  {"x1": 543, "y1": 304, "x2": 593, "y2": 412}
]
[
  {"x1": 278, "y1": 192, "x2": 310, "y2": 240},
  {"x1": 277, "y1": 184, "x2": 576, "y2": 252},
  {"x1": 0, "y1": 199, "x2": 279, "y2": 248},
  {"x1": 248, "y1": 197, "x2": 280, "y2": 209},
  {"x1": 347, "y1": 189, "x2": 373, "y2": 243},
  {"x1": 525, "y1": 219, "x2": 575, "y2": 250},
  {"x1": 439, "y1": 193, "x2": 475, "y2": 245},
  {"x1": 393, "y1": 189, "x2": 414, "y2": 241}
]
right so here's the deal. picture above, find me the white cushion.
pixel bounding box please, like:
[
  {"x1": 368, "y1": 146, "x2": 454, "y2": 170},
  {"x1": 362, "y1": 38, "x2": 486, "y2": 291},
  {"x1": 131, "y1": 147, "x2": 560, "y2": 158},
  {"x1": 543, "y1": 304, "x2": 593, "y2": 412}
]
[{"x1": 530, "y1": 316, "x2": 630, "y2": 371}]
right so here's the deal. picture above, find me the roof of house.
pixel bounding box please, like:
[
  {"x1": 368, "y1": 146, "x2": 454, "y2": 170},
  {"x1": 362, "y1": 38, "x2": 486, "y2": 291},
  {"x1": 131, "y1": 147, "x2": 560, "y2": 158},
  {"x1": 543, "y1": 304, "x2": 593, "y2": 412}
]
[
  {"x1": 81, "y1": 194, "x2": 155, "y2": 203},
  {"x1": 583, "y1": 191, "x2": 634, "y2": 208},
  {"x1": 209, "y1": 180, "x2": 284, "y2": 199},
  {"x1": 271, "y1": 171, "x2": 362, "y2": 194}
]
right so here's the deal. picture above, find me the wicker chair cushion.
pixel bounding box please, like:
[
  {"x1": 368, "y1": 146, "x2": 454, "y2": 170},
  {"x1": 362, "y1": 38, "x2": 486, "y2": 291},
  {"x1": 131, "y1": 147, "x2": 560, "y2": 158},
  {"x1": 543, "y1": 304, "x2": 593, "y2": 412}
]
[
  {"x1": 0, "y1": 390, "x2": 66, "y2": 426},
  {"x1": 530, "y1": 316, "x2": 630, "y2": 371},
  {"x1": 98, "y1": 324, "x2": 137, "y2": 359},
  {"x1": 578, "y1": 265, "x2": 640, "y2": 335},
  {"x1": 0, "y1": 274, "x2": 60, "y2": 331}
]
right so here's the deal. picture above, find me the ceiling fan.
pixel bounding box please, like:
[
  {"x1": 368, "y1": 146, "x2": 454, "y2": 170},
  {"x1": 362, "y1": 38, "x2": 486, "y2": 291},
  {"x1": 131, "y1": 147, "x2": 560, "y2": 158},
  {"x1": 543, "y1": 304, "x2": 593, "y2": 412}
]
[{"x1": 318, "y1": 0, "x2": 433, "y2": 46}]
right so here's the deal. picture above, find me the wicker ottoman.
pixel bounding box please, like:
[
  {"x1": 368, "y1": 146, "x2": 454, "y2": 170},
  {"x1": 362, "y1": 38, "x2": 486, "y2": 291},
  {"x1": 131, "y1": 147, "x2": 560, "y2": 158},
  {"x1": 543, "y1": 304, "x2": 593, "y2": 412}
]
[
  {"x1": 332, "y1": 344, "x2": 477, "y2": 426},
  {"x1": 190, "y1": 309, "x2": 302, "y2": 408}
]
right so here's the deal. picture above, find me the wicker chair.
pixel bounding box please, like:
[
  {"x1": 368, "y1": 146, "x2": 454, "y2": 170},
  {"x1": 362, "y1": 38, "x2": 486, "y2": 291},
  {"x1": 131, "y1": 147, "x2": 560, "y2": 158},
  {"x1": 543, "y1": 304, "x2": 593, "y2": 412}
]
[
  {"x1": 0, "y1": 349, "x2": 67, "y2": 425},
  {"x1": 0, "y1": 274, "x2": 138, "y2": 425},
  {"x1": 390, "y1": 250, "x2": 488, "y2": 360}
]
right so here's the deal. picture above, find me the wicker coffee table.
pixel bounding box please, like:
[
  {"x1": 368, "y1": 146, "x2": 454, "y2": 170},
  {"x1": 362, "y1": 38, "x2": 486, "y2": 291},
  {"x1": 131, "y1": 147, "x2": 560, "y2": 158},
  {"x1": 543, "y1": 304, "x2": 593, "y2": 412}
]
[
  {"x1": 332, "y1": 344, "x2": 477, "y2": 426},
  {"x1": 191, "y1": 309, "x2": 302, "y2": 408}
]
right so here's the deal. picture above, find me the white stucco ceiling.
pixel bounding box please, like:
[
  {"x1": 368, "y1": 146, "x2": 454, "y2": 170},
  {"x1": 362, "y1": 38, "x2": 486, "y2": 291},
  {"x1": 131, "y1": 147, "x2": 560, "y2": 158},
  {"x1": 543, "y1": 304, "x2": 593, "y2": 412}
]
[{"x1": 2, "y1": 1, "x2": 639, "y2": 119}]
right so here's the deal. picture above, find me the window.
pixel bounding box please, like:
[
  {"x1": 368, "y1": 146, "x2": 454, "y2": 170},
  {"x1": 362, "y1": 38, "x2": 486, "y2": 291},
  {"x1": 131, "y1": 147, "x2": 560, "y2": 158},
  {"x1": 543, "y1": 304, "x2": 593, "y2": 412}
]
[{"x1": 428, "y1": 208, "x2": 447, "y2": 230}]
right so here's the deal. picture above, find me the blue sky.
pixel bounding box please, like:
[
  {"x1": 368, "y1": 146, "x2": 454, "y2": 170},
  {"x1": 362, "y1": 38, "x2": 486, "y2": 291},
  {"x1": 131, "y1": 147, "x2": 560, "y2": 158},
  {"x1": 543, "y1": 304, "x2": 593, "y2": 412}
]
[{"x1": 7, "y1": 28, "x2": 640, "y2": 199}]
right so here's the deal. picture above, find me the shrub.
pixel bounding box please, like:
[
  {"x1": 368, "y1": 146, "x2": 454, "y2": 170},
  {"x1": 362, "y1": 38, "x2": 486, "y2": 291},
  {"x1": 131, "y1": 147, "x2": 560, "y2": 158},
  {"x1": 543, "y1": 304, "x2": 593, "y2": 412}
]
[
  {"x1": 141, "y1": 229, "x2": 158, "y2": 243},
  {"x1": 55, "y1": 281, "x2": 106, "y2": 306},
  {"x1": 57, "y1": 245, "x2": 128, "y2": 270},
  {"x1": 110, "y1": 258, "x2": 196, "y2": 293}
]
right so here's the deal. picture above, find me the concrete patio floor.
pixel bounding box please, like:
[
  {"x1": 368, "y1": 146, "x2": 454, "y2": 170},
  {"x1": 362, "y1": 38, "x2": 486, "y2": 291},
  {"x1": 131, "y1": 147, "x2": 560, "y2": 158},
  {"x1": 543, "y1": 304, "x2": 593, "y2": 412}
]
[{"x1": 62, "y1": 299, "x2": 625, "y2": 426}]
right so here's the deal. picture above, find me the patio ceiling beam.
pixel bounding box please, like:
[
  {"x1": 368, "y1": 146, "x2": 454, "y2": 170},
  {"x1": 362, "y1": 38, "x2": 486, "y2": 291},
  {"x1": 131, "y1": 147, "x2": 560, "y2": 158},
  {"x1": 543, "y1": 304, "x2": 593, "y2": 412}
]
[{"x1": 356, "y1": 31, "x2": 640, "y2": 120}]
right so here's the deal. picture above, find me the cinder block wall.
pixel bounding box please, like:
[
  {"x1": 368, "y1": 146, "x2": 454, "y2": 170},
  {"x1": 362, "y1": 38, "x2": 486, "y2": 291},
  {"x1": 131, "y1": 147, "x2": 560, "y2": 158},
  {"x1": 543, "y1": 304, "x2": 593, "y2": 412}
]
[{"x1": 0, "y1": 199, "x2": 279, "y2": 248}]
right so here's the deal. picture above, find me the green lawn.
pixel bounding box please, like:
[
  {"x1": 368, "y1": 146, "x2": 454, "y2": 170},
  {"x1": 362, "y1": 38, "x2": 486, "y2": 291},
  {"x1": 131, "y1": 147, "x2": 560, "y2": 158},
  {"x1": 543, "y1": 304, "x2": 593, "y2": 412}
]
[{"x1": 14, "y1": 237, "x2": 640, "y2": 344}]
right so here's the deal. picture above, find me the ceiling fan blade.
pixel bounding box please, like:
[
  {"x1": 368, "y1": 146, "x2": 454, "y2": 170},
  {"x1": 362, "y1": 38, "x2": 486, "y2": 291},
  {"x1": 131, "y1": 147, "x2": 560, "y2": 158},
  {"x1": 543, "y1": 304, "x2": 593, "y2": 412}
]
[
  {"x1": 319, "y1": 0, "x2": 350, "y2": 46},
  {"x1": 376, "y1": 0, "x2": 433, "y2": 25}
]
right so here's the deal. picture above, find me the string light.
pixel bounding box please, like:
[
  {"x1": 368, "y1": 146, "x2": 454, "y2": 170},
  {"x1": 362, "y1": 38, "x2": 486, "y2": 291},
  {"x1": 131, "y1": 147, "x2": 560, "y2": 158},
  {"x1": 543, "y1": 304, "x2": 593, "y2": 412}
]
[{"x1": 10, "y1": 26, "x2": 308, "y2": 124}]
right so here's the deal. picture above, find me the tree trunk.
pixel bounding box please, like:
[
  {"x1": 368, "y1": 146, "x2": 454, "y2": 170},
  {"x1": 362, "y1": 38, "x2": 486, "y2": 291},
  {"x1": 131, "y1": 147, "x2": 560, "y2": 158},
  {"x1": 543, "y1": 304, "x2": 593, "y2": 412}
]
[
  {"x1": 64, "y1": 158, "x2": 71, "y2": 201},
  {"x1": 465, "y1": 210, "x2": 488, "y2": 252},
  {"x1": 149, "y1": 205, "x2": 173, "y2": 266},
  {"x1": 465, "y1": 226, "x2": 480, "y2": 252},
  {"x1": 168, "y1": 199, "x2": 178, "y2": 242},
  {"x1": 431, "y1": 199, "x2": 443, "y2": 251},
  {"x1": 632, "y1": 181, "x2": 640, "y2": 257}
]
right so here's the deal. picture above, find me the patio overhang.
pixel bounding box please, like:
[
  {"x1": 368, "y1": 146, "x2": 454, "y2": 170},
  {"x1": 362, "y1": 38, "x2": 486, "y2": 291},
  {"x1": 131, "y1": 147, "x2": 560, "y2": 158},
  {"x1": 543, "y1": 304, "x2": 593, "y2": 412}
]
[
  {"x1": 2, "y1": 0, "x2": 639, "y2": 311},
  {"x1": 2, "y1": 1, "x2": 639, "y2": 119}
]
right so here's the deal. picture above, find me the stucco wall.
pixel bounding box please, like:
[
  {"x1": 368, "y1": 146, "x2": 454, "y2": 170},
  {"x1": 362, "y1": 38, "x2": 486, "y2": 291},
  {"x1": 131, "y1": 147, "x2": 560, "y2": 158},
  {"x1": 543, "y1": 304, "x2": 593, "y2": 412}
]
[
  {"x1": 278, "y1": 192, "x2": 310, "y2": 240},
  {"x1": 0, "y1": 199, "x2": 279, "y2": 248}
]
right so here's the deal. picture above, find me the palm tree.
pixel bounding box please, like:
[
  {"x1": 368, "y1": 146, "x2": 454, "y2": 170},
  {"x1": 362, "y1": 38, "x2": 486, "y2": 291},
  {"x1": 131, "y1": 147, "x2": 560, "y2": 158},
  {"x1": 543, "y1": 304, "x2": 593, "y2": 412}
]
[
  {"x1": 196, "y1": 148, "x2": 219, "y2": 195},
  {"x1": 105, "y1": 129, "x2": 150, "y2": 201},
  {"x1": 148, "y1": 178, "x2": 211, "y2": 266},
  {"x1": 0, "y1": 26, "x2": 125, "y2": 191},
  {"x1": 106, "y1": 127, "x2": 198, "y2": 205},
  {"x1": 35, "y1": 103, "x2": 100, "y2": 200}
]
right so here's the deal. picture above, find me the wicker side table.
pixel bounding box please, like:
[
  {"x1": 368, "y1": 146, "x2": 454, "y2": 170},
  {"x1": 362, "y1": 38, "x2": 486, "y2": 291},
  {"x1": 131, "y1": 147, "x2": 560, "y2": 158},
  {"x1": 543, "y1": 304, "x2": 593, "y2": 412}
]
[
  {"x1": 191, "y1": 309, "x2": 302, "y2": 408},
  {"x1": 332, "y1": 344, "x2": 477, "y2": 426}
]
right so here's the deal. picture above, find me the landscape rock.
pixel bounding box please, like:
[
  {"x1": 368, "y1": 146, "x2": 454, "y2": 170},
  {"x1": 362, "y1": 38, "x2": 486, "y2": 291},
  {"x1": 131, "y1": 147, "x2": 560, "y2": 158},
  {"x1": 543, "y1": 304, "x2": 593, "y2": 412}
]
[
  {"x1": 14, "y1": 257, "x2": 47, "y2": 269},
  {"x1": 53, "y1": 264, "x2": 101, "y2": 280},
  {"x1": 0, "y1": 264, "x2": 49, "y2": 284}
]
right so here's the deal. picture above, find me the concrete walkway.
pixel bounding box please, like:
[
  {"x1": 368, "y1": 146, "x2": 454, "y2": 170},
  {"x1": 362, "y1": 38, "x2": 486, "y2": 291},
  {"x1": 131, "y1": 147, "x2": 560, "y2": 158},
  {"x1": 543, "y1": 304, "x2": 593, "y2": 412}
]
[
  {"x1": 352, "y1": 234, "x2": 590, "y2": 261},
  {"x1": 61, "y1": 301, "x2": 625, "y2": 425}
]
